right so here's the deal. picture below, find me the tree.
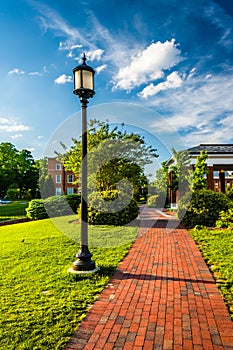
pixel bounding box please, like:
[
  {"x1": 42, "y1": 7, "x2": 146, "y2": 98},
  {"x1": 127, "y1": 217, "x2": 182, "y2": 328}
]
[
  {"x1": 169, "y1": 148, "x2": 190, "y2": 196},
  {"x1": 57, "y1": 120, "x2": 158, "y2": 199},
  {"x1": 39, "y1": 158, "x2": 55, "y2": 198},
  {"x1": 0, "y1": 142, "x2": 39, "y2": 198},
  {"x1": 188, "y1": 150, "x2": 208, "y2": 191},
  {"x1": 152, "y1": 161, "x2": 169, "y2": 194}
]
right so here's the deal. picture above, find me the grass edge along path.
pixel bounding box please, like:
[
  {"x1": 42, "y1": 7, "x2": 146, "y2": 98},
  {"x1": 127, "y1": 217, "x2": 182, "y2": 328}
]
[
  {"x1": 190, "y1": 226, "x2": 233, "y2": 320},
  {"x1": 0, "y1": 217, "x2": 137, "y2": 350}
]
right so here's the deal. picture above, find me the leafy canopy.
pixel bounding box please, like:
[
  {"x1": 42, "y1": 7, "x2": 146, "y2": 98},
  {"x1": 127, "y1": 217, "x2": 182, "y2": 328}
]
[{"x1": 57, "y1": 119, "x2": 158, "y2": 196}]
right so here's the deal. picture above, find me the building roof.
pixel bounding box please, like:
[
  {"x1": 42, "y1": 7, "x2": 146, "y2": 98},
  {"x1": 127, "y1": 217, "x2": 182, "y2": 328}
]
[{"x1": 188, "y1": 144, "x2": 233, "y2": 155}]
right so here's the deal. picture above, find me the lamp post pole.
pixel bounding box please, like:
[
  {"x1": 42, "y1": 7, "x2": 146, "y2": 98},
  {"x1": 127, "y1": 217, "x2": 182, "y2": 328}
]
[{"x1": 68, "y1": 54, "x2": 97, "y2": 273}]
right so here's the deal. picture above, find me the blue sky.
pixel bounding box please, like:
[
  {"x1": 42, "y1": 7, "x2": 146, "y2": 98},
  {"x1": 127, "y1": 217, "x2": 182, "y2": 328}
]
[{"x1": 0, "y1": 0, "x2": 233, "y2": 165}]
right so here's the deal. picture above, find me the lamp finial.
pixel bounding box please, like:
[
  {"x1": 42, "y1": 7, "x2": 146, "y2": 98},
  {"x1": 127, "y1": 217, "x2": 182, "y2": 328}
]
[{"x1": 82, "y1": 53, "x2": 87, "y2": 65}]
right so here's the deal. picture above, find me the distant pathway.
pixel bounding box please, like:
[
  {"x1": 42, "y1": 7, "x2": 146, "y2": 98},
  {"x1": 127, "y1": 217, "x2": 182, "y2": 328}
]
[{"x1": 65, "y1": 208, "x2": 233, "y2": 349}]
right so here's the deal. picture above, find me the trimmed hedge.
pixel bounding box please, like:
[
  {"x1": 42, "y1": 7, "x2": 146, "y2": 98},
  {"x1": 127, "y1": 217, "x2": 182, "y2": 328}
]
[
  {"x1": 178, "y1": 189, "x2": 231, "y2": 228},
  {"x1": 26, "y1": 194, "x2": 81, "y2": 220},
  {"x1": 85, "y1": 190, "x2": 139, "y2": 226}
]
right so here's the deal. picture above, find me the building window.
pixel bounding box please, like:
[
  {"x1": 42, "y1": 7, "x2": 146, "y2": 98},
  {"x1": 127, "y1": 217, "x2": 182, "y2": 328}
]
[
  {"x1": 56, "y1": 187, "x2": 62, "y2": 195},
  {"x1": 67, "y1": 187, "x2": 73, "y2": 195},
  {"x1": 67, "y1": 174, "x2": 73, "y2": 183},
  {"x1": 56, "y1": 163, "x2": 62, "y2": 170},
  {"x1": 56, "y1": 174, "x2": 61, "y2": 183}
]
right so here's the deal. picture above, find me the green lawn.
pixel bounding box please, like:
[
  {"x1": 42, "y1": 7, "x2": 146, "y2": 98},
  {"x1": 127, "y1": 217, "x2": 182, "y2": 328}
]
[
  {"x1": 0, "y1": 201, "x2": 29, "y2": 221},
  {"x1": 190, "y1": 227, "x2": 233, "y2": 320},
  {"x1": 0, "y1": 217, "x2": 137, "y2": 349}
]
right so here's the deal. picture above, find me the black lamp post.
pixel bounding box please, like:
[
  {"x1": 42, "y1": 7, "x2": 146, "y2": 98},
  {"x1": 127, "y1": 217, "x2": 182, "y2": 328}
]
[{"x1": 68, "y1": 54, "x2": 97, "y2": 273}]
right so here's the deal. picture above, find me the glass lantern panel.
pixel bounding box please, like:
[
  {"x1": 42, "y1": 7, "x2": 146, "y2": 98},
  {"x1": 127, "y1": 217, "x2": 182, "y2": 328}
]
[
  {"x1": 74, "y1": 70, "x2": 81, "y2": 90},
  {"x1": 82, "y1": 70, "x2": 93, "y2": 90}
]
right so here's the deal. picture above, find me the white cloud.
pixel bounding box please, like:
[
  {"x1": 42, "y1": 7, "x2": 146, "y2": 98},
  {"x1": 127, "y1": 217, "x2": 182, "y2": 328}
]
[
  {"x1": 34, "y1": 3, "x2": 94, "y2": 48},
  {"x1": 8, "y1": 68, "x2": 25, "y2": 75},
  {"x1": 148, "y1": 69, "x2": 233, "y2": 146},
  {"x1": 10, "y1": 134, "x2": 23, "y2": 139},
  {"x1": 37, "y1": 135, "x2": 44, "y2": 139},
  {"x1": 96, "y1": 64, "x2": 107, "y2": 74},
  {"x1": 113, "y1": 39, "x2": 183, "y2": 91},
  {"x1": 86, "y1": 49, "x2": 104, "y2": 61},
  {"x1": 28, "y1": 71, "x2": 40, "y2": 76},
  {"x1": 204, "y1": 3, "x2": 233, "y2": 50},
  {"x1": 54, "y1": 74, "x2": 72, "y2": 84},
  {"x1": 139, "y1": 71, "x2": 183, "y2": 98},
  {"x1": 59, "y1": 42, "x2": 82, "y2": 51},
  {"x1": 0, "y1": 117, "x2": 30, "y2": 132}
]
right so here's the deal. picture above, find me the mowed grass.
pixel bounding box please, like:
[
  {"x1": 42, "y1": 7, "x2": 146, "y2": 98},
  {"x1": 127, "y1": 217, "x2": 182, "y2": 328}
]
[
  {"x1": 0, "y1": 217, "x2": 137, "y2": 349},
  {"x1": 190, "y1": 227, "x2": 233, "y2": 319},
  {"x1": 0, "y1": 201, "x2": 29, "y2": 221}
]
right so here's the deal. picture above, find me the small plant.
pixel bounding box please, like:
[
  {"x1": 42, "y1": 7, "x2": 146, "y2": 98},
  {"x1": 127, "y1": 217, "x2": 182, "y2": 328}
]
[
  {"x1": 216, "y1": 208, "x2": 233, "y2": 228},
  {"x1": 147, "y1": 195, "x2": 158, "y2": 207}
]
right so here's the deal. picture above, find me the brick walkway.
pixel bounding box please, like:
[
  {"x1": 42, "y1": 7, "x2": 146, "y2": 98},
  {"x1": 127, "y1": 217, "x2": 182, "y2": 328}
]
[{"x1": 65, "y1": 208, "x2": 233, "y2": 350}]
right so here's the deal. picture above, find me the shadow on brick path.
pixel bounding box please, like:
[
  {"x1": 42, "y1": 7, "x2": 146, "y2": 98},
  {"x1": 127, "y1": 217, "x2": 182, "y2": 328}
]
[{"x1": 65, "y1": 210, "x2": 233, "y2": 350}]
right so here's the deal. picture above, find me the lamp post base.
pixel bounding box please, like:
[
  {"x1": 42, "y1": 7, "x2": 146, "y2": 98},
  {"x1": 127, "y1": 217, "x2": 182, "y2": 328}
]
[
  {"x1": 68, "y1": 266, "x2": 100, "y2": 275},
  {"x1": 68, "y1": 245, "x2": 99, "y2": 274}
]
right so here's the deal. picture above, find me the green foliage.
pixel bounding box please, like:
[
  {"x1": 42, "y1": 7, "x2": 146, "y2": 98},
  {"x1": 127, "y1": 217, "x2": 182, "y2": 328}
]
[
  {"x1": 178, "y1": 189, "x2": 230, "y2": 227},
  {"x1": 0, "y1": 201, "x2": 29, "y2": 220},
  {"x1": 85, "y1": 190, "x2": 139, "y2": 225},
  {"x1": 0, "y1": 218, "x2": 137, "y2": 349},
  {"x1": 57, "y1": 120, "x2": 157, "y2": 198},
  {"x1": 152, "y1": 161, "x2": 168, "y2": 194},
  {"x1": 226, "y1": 187, "x2": 233, "y2": 201},
  {"x1": 188, "y1": 150, "x2": 208, "y2": 191},
  {"x1": 0, "y1": 142, "x2": 39, "y2": 198},
  {"x1": 39, "y1": 158, "x2": 55, "y2": 198},
  {"x1": 190, "y1": 227, "x2": 233, "y2": 319},
  {"x1": 26, "y1": 195, "x2": 81, "y2": 220},
  {"x1": 169, "y1": 148, "x2": 190, "y2": 194},
  {"x1": 26, "y1": 199, "x2": 48, "y2": 220},
  {"x1": 65, "y1": 194, "x2": 81, "y2": 213},
  {"x1": 216, "y1": 208, "x2": 233, "y2": 228},
  {"x1": 6, "y1": 188, "x2": 20, "y2": 200},
  {"x1": 147, "y1": 195, "x2": 159, "y2": 207}
]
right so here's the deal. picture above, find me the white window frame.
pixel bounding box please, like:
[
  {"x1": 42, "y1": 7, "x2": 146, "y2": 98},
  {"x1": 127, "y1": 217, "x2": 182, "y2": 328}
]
[
  {"x1": 56, "y1": 174, "x2": 61, "y2": 183},
  {"x1": 56, "y1": 187, "x2": 62, "y2": 195},
  {"x1": 67, "y1": 187, "x2": 73, "y2": 195},
  {"x1": 56, "y1": 163, "x2": 62, "y2": 170},
  {"x1": 67, "y1": 174, "x2": 73, "y2": 183}
]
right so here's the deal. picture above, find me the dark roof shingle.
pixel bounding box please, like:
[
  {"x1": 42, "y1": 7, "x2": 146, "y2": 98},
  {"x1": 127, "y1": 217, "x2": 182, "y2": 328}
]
[{"x1": 188, "y1": 144, "x2": 233, "y2": 154}]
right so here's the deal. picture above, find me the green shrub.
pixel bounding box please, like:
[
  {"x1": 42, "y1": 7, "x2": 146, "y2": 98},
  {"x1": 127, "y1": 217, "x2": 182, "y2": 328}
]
[
  {"x1": 65, "y1": 194, "x2": 81, "y2": 212},
  {"x1": 84, "y1": 190, "x2": 139, "y2": 226},
  {"x1": 26, "y1": 199, "x2": 48, "y2": 220},
  {"x1": 178, "y1": 189, "x2": 231, "y2": 228},
  {"x1": 147, "y1": 195, "x2": 158, "y2": 207},
  {"x1": 226, "y1": 188, "x2": 233, "y2": 201},
  {"x1": 216, "y1": 208, "x2": 233, "y2": 228},
  {"x1": 6, "y1": 188, "x2": 20, "y2": 201},
  {"x1": 26, "y1": 194, "x2": 81, "y2": 220}
]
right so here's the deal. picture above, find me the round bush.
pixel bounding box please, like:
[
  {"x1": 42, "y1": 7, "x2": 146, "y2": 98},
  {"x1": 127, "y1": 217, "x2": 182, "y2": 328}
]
[
  {"x1": 85, "y1": 190, "x2": 139, "y2": 226},
  {"x1": 26, "y1": 199, "x2": 48, "y2": 220},
  {"x1": 26, "y1": 194, "x2": 81, "y2": 220},
  {"x1": 178, "y1": 189, "x2": 231, "y2": 228}
]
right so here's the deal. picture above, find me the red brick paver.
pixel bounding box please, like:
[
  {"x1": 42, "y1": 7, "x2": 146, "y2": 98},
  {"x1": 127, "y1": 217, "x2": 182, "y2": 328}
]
[{"x1": 65, "y1": 209, "x2": 233, "y2": 350}]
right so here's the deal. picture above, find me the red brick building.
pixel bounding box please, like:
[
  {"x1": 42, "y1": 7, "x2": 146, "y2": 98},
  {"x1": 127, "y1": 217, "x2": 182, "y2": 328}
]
[
  {"x1": 168, "y1": 144, "x2": 233, "y2": 206},
  {"x1": 48, "y1": 157, "x2": 79, "y2": 196}
]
